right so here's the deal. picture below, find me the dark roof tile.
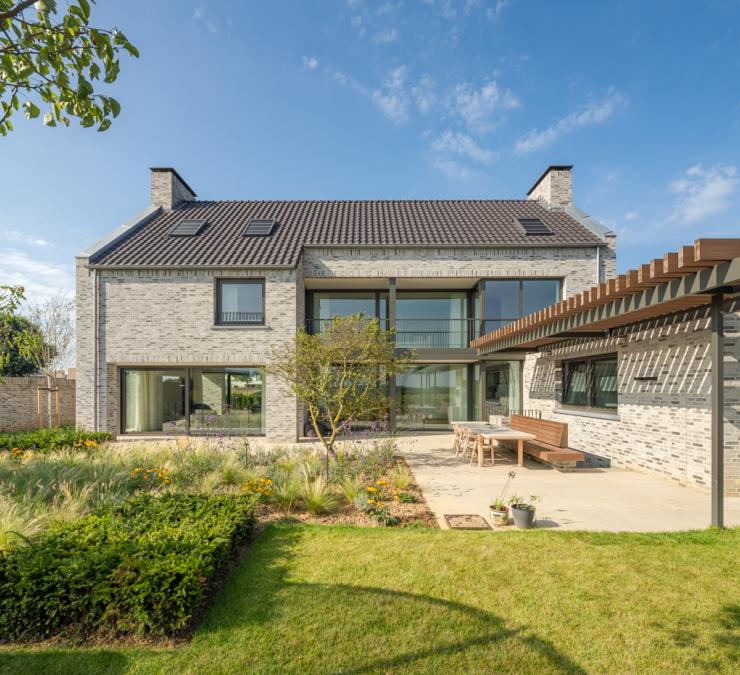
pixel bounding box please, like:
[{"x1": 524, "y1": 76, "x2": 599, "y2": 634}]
[{"x1": 91, "y1": 199, "x2": 603, "y2": 267}]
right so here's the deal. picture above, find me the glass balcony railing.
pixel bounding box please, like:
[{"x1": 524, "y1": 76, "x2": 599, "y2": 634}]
[{"x1": 306, "y1": 318, "x2": 482, "y2": 349}]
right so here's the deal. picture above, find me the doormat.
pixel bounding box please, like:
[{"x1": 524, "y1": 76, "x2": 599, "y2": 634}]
[{"x1": 444, "y1": 514, "x2": 491, "y2": 530}]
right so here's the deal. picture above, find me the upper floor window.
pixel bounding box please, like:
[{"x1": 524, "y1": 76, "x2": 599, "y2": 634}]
[
  {"x1": 562, "y1": 354, "x2": 618, "y2": 410},
  {"x1": 216, "y1": 280, "x2": 264, "y2": 326},
  {"x1": 482, "y1": 279, "x2": 560, "y2": 333}
]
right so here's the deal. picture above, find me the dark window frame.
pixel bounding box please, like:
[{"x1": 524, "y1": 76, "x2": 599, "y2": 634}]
[
  {"x1": 480, "y1": 278, "x2": 562, "y2": 334},
  {"x1": 119, "y1": 365, "x2": 267, "y2": 436},
  {"x1": 561, "y1": 353, "x2": 618, "y2": 411},
  {"x1": 214, "y1": 278, "x2": 266, "y2": 326}
]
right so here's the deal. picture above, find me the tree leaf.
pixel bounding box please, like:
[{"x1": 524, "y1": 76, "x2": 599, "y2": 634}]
[
  {"x1": 23, "y1": 101, "x2": 40, "y2": 119},
  {"x1": 43, "y1": 111, "x2": 56, "y2": 127}
]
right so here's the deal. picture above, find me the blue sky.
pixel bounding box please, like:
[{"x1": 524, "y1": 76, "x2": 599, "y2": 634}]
[{"x1": 1, "y1": 0, "x2": 739, "y2": 304}]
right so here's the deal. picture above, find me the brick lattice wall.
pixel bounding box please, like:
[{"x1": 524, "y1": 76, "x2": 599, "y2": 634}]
[{"x1": 0, "y1": 376, "x2": 75, "y2": 432}]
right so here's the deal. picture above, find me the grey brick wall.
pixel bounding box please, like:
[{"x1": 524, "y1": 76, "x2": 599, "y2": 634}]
[
  {"x1": 0, "y1": 376, "x2": 75, "y2": 432},
  {"x1": 76, "y1": 264, "x2": 300, "y2": 442},
  {"x1": 76, "y1": 244, "x2": 604, "y2": 442},
  {"x1": 303, "y1": 246, "x2": 602, "y2": 297},
  {"x1": 523, "y1": 308, "x2": 740, "y2": 496},
  {"x1": 527, "y1": 167, "x2": 572, "y2": 209}
]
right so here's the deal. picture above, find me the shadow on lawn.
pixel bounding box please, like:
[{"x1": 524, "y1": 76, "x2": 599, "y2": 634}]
[
  {"x1": 0, "y1": 650, "x2": 129, "y2": 675},
  {"x1": 199, "y1": 524, "x2": 587, "y2": 673}
]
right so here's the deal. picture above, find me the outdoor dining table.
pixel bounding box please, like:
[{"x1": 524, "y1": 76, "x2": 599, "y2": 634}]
[{"x1": 457, "y1": 423, "x2": 537, "y2": 468}]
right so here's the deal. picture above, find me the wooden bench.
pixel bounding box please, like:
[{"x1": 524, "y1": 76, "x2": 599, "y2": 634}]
[{"x1": 503, "y1": 415, "x2": 585, "y2": 471}]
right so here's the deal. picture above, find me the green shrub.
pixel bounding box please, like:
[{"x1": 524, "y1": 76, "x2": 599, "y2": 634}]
[
  {"x1": 272, "y1": 476, "x2": 302, "y2": 513},
  {"x1": 300, "y1": 476, "x2": 337, "y2": 515},
  {"x1": 386, "y1": 465, "x2": 413, "y2": 490},
  {"x1": 337, "y1": 475, "x2": 365, "y2": 505},
  {"x1": 0, "y1": 493, "x2": 256, "y2": 640},
  {"x1": 0, "y1": 426, "x2": 111, "y2": 454}
]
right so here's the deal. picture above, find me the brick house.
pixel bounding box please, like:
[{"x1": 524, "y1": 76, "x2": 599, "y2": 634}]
[{"x1": 76, "y1": 165, "x2": 614, "y2": 442}]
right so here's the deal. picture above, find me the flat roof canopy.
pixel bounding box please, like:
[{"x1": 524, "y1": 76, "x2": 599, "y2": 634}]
[{"x1": 472, "y1": 238, "x2": 740, "y2": 354}]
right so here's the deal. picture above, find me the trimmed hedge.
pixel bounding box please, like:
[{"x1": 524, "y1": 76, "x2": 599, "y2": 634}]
[
  {"x1": 0, "y1": 494, "x2": 257, "y2": 640},
  {"x1": 0, "y1": 426, "x2": 111, "y2": 453}
]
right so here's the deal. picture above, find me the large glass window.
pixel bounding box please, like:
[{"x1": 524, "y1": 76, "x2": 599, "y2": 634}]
[
  {"x1": 310, "y1": 292, "x2": 387, "y2": 333},
  {"x1": 122, "y1": 369, "x2": 187, "y2": 434},
  {"x1": 190, "y1": 367, "x2": 265, "y2": 435},
  {"x1": 121, "y1": 367, "x2": 265, "y2": 435},
  {"x1": 216, "y1": 280, "x2": 264, "y2": 325},
  {"x1": 396, "y1": 292, "x2": 468, "y2": 348},
  {"x1": 396, "y1": 364, "x2": 469, "y2": 430},
  {"x1": 562, "y1": 355, "x2": 618, "y2": 410},
  {"x1": 483, "y1": 279, "x2": 560, "y2": 333}
]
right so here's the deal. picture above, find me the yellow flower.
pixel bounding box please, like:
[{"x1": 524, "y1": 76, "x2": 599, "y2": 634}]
[{"x1": 367, "y1": 486, "x2": 377, "y2": 493}]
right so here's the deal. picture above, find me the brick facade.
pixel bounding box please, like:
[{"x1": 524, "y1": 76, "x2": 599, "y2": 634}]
[
  {"x1": 522, "y1": 308, "x2": 740, "y2": 496},
  {"x1": 0, "y1": 376, "x2": 75, "y2": 432}
]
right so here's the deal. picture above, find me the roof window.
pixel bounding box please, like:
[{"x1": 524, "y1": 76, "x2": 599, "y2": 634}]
[{"x1": 244, "y1": 218, "x2": 276, "y2": 236}]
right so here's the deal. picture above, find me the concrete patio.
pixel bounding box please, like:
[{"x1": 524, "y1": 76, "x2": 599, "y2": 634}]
[{"x1": 397, "y1": 434, "x2": 740, "y2": 532}]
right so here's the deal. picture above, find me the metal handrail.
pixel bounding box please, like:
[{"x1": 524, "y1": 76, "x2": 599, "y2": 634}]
[{"x1": 218, "y1": 311, "x2": 264, "y2": 325}]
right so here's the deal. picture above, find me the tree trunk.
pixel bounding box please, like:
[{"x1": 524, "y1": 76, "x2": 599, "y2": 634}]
[{"x1": 45, "y1": 373, "x2": 53, "y2": 428}]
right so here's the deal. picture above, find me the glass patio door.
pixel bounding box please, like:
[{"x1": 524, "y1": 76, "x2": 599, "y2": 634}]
[{"x1": 484, "y1": 362, "x2": 521, "y2": 417}]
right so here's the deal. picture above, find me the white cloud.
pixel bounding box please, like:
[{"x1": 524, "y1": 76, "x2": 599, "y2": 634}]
[
  {"x1": 0, "y1": 248, "x2": 74, "y2": 306},
  {"x1": 486, "y1": 0, "x2": 508, "y2": 21},
  {"x1": 302, "y1": 55, "x2": 319, "y2": 71},
  {"x1": 371, "y1": 66, "x2": 409, "y2": 123},
  {"x1": 373, "y1": 26, "x2": 400, "y2": 43},
  {"x1": 430, "y1": 157, "x2": 473, "y2": 180},
  {"x1": 0, "y1": 229, "x2": 51, "y2": 247},
  {"x1": 411, "y1": 75, "x2": 436, "y2": 114},
  {"x1": 450, "y1": 79, "x2": 520, "y2": 132},
  {"x1": 431, "y1": 129, "x2": 495, "y2": 164},
  {"x1": 193, "y1": 6, "x2": 204, "y2": 19},
  {"x1": 515, "y1": 89, "x2": 626, "y2": 154},
  {"x1": 669, "y1": 164, "x2": 739, "y2": 224},
  {"x1": 624, "y1": 211, "x2": 639, "y2": 221}
]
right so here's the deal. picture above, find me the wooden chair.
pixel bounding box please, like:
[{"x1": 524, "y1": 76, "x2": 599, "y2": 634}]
[{"x1": 468, "y1": 431, "x2": 496, "y2": 467}]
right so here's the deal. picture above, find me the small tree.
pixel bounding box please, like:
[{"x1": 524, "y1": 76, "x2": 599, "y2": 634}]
[
  {"x1": 0, "y1": 313, "x2": 40, "y2": 376},
  {"x1": 267, "y1": 315, "x2": 413, "y2": 478},
  {"x1": 16, "y1": 293, "x2": 75, "y2": 427},
  {"x1": 0, "y1": 285, "x2": 25, "y2": 380}
]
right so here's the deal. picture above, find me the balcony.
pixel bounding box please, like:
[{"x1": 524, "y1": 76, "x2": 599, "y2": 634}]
[
  {"x1": 217, "y1": 311, "x2": 265, "y2": 326},
  {"x1": 306, "y1": 318, "x2": 481, "y2": 349}
]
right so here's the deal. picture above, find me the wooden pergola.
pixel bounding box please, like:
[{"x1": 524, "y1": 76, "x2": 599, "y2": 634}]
[{"x1": 472, "y1": 238, "x2": 740, "y2": 528}]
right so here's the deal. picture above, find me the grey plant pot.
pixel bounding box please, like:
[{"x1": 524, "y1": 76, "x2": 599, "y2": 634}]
[{"x1": 510, "y1": 504, "x2": 536, "y2": 529}]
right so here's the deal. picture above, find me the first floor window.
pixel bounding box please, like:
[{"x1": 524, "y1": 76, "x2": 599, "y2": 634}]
[
  {"x1": 562, "y1": 355, "x2": 618, "y2": 410},
  {"x1": 216, "y1": 279, "x2": 264, "y2": 325}
]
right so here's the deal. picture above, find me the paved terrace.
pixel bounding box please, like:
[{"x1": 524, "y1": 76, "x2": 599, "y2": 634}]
[{"x1": 397, "y1": 434, "x2": 740, "y2": 532}]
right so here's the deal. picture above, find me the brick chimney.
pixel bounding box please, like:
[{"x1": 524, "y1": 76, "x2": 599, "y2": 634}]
[
  {"x1": 526, "y1": 165, "x2": 573, "y2": 210},
  {"x1": 150, "y1": 167, "x2": 197, "y2": 210}
]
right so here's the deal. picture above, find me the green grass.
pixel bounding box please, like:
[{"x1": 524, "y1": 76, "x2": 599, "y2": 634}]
[{"x1": 1, "y1": 525, "x2": 738, "y2": 674}]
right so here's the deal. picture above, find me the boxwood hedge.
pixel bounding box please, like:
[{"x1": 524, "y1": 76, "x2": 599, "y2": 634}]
[
  {"x1": 0, "y1": 494, "x2": 257, "y2": 641},
  {"x1": 0, "y1": 426, "x2": 111, "y2": 453}
]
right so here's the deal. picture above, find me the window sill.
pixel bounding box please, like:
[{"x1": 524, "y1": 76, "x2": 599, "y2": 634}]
[
  {"x1": 554, "y1": 407, "x2": 619, "y2": 422},
  {"x1": 212, "y1": 325, "x2": 270, "y2": 331}
]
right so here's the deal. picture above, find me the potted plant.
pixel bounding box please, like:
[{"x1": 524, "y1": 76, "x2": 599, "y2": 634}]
[
  {"x1": 509, "y1": 494, "x2": 539, "y2": 530},
  {"x1": 489, "y1": 470, "x2": 516, "y2": 526}
]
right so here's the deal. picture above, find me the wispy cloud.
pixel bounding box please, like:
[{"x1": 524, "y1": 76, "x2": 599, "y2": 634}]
[
  {"x1": 371, "y1": 66, "x2": 409, "y2": 123},
  {"x1": 624, "y1": 211, "x2": 639, "y2": 221},
  {"x1": 669, "y1": 163, "x2": 739, "y2": 224},
  {"x1": 373, "y1": 26, "x2": 400, "y2": 43},
  {"x1": 1, "y1": 249, "x2": 74, "y2": 305},
  {"x1": 0, "y1": 229, "x2": 51, "y2": 247},
  {"x1": 449, "y1": 79, "x2": 520, "y2": 132},
  {"x1": 411, "y1": 75, "x2": 436, "y2": 114},
  {"x1": 486, "y1": 0, "x2": 509, "y2": 21},
  {"x1": 515, "y1": 89, "x2": 626, "y2": 154},
  {"x1": 430, "y1": 157, "x2": 474, "y2": 180},
  {"x1": 430, "y1": 129, "x2": 495, "y2": 164},
  {"x1": 193, "y1": 5, "x2": 217, "y2": 32},
  {"x1": 302, "y1": 55, "x2": 319, "y2": 71}
]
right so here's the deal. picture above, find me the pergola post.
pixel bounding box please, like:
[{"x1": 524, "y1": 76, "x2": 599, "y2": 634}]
[
  {"x1": 388, "y1": 277, "x2": 397, "y2": 432},
  {"x1": 710, "y1": 293, "x2": 724, "y2": 529}
]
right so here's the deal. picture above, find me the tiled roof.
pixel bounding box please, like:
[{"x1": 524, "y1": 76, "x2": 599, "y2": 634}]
[{"x1": 90, "y1": 199, "x2": 605, "y2": 267}]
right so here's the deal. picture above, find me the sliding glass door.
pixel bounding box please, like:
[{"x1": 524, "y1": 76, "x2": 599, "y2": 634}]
[
  {"x1": 395, "y1": 364, "x2": 469, "y2": 430},
  {"x1": 190, "y1": 368, "x2": 265, "y2": 435},
  {"x1": 122, "y1": 369, "x2": 187, "y2": 434},
  {"x1": 484, "y1": 362, "x2": 521, "y2": 416},
  {"x1": 121, "y1": 367, "x2": 265, "y2": 436}
]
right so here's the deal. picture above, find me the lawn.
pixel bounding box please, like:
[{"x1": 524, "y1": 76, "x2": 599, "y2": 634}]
[{"x1": 1, "y1": 524, "x2": 738, "y2": 674}]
